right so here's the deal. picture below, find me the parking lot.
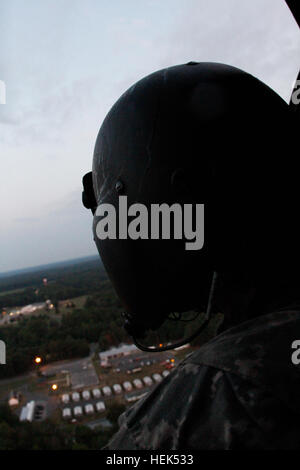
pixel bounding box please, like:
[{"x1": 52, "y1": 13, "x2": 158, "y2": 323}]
[
  {"x1": 58, "y1": 368, "x2": 172, "y2": 420},
  {"x1": 108, "y1": 351, "x2": 175, "y2": 374},
  {"x1": 41, "y1": 357, "x2": 99, "y2": 389},
  {"x1": 11, "y1": 347, "x2": 181, "y2": 424}
]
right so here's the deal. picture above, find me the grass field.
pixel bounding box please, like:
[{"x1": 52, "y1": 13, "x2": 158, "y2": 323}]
[
  {"x1": 58, "y1": 295, "x2": 88, "y2": 314},
  {"x1": 0, "y1": 287, "x2": 27, "y2": 297}
]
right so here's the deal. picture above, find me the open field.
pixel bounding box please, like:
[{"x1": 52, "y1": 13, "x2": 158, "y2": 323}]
[
  {"x1": 0, "y1": 287, "x2": 27, "y2": 297},
  {"x1": 58, "y1": 295, "x2": 88, "y2": 314}
]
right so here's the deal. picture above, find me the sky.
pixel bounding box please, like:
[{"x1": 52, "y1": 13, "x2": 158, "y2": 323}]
[{"x1": 0, "y1": 0, "x2": 299, "y2": 273}]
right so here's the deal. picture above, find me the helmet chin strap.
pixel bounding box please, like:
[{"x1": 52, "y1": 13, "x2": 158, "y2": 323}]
[{"x1": 132, "y1": 271, "x2": 218, "y2": 352}]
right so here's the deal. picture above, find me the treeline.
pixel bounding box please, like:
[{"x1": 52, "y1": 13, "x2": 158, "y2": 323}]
[
  {"x1": 0, "y1": 259, "x2": 107, "y2": 310},
  {"x1": 0, "y1": 315, "x2": 90, "y2": 378},
  {"x1": 0, "y1": 280, "x2": 129, "y2": 379},
  {"x1": 0, "y1": 256, "x2": 101, "y2": 292},
  {"x1": 0, "y1": 402, "x2": 125, "y2": 450}
]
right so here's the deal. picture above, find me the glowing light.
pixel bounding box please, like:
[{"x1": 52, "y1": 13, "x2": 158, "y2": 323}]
[
  {"x1": 51, "y1": 384, "x2": 58, "y2": 391},
  {"x1": 34, "y1": 356, "x2": 42, "y2": 364}
]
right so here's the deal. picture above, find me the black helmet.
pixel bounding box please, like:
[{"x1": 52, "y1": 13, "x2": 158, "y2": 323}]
[{"x1": 83, "y1": 62, "x2": 294, "y2": 340}]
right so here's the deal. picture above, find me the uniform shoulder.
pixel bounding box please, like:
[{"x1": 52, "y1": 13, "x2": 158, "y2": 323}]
[
  {"x1": 185, "y1": 309, "x2": 300, "y2": 405},
  {"x1": 106, "y1": 310, "x2": 300, "y2": 450}
]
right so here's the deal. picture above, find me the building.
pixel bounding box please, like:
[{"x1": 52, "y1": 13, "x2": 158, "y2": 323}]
[{"x1": 99, "y1": 344, "x2": 138, "y2": 366}]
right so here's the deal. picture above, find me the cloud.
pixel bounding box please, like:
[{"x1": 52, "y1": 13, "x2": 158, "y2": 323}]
[
  {"x1": 1, "y1": 0, "x2": 299, "y2": 272},
  {"x1": 0, "y1": 188, "x2": 97, "y2": 272},
  {"x1": 158, "y1": 0, "x2": 300, "y2": 101},
  {"x1": 13, "y1": 217, "x2": 40, "y2": 224}
]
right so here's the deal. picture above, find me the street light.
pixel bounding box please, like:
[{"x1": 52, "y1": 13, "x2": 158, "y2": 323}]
[
  {"x1": 51, "y1": 384, "x2": 58, "y2": 391},
  {"x1": 34, "y1": 356, "x2": 42, "y2": 364}
]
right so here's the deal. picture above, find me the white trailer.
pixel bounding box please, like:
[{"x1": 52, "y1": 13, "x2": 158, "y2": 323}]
[
  {"x1": 102, "y1": 386, "x2": 112, "y2": 397},
  {"x1": 133, "y1": 378, "x2": 143, "y2": 389},
  {"x1": 96, "y1": 401, "x2": 106, "y2": 412},
  {"x1": 123, "y1": 381, "x2": 133, "y2": 392},
  {"x1": 72, "y1": 392, "x2": 80, "y2": 402},
  {"x1": 82, "y1": 390, "x2": 91, "y2": 401},
  {"x1": 61, "y1": 394, "x2": 69, "y2": 404},
  {"x1": 84, "y1": 403, "x2": 94, "y2": 415},
  {"x1": 143, "y1": 376, "x2": 153, "y2": 387},
  {"x1": 112, "y1": 384, "x2": 122, "y2": 394},
  {"x1": 74, "y1": 406, "x2": 83, "y2": 417},
  {"x1": 92, "y1": 388, "x2": 101, "y2": 398}
]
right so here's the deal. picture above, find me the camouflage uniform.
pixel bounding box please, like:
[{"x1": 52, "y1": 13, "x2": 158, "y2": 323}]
[{"x1": 105, "y1": 310, "x2": 300, "y2": 450}]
